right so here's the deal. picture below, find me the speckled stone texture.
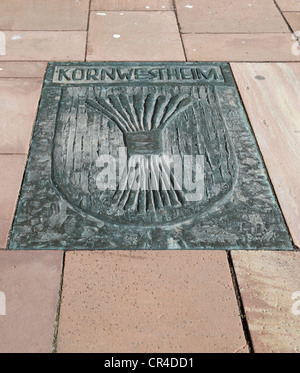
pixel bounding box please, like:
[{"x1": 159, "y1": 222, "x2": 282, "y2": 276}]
[
  {"x1": 86, "y1": 11, "x2": 184, "y2": 61},
  {"x1": 8, "y1": 62, "x2": 292, "y2": 250},
  {"x1": 57, "y1": 251, "x2": 248, "y2": 353},
  {"x1": 0, "y1": 155, "x2": 27, "y2": 248},
  {"x1": 0, "y1": 62, "x2": 47, "y2": 78},
  {"x1": 183, "y1": 34, "x2": 300, "y2": 62},
  {"x1": 91, "y1": 0, "x2": 173, "y2": 11},
  {"x1": 276, "y1": 0, "x2": 300, "y2": 11},
  {"x1": 0, "y1": 78, "x2": 43, "y2": 153},
  {"x1": 232, "y1": 251, "x2": 300, "y2": 352},
  {"x1": 0, "y1": 31, "x2": 86, "y2": 61},
  {"x1": 176, "y1": 0, "x2": 289, "y2": 33},
  {"x1": 0, "y1": 0, "x2": 90, "y2": 31},
  {"x1": 0, "y1": 251, "x2": 63, "y2": 352}
]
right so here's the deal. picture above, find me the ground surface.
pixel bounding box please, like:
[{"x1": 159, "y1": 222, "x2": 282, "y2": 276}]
[{"x1": 0, "y1": 0, "x2": 300, "y2": 353}]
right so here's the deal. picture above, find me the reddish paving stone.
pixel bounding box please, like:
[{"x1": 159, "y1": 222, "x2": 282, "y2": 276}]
[
  {"x1": 277, "y1": 0, "x2": 300, "y2": 11},
  {"x1": 232, "y1": 251, "x2": 300, "y2": 352},
  {"x1": 0, "y1": 31, "x2": 86, "y2": 61},
  {"x1": 0, "y1": 62, "x2": 47, "y2": 78},
  {"x1": 0, "y1": 251, "x2": 63, "y2": 352},
  {"x1": 87, "y1": 11, "x2": 184, "y2": 61},
  {"x1": 57, "y1": 251, "x2": 247, "y2": 353},
  {"x1": 231, "y1": 63, "x2": 300, "y2": 248},
  {"x1": 175, "y1": 0, "x2": 289, "y2": 33},
  {"x1": 0, "y1": 0, "x2": 89, "y2": 31},
  {"x1": 91, "y1": 0, "x2": 173, "y2": 10},
  {"x1": 284, "y1": 12, "x2": 300, "y2": 31},
  {"x1": 0, "y1": 155, "x2": 26, "y2": 249},
  {"x1": 0, "y1": 78, "x2": 43, "y2": 153},
  {"x1": 183, "y1": 33, "x2": 300, "y2": 61}
]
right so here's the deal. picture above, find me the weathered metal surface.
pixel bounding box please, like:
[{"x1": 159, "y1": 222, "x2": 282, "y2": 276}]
[{"x1": 8, "y1": 62, "x2": 293, "y2": 250}]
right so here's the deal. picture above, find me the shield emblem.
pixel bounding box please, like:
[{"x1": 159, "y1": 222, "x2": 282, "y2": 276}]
[{"x1": 52, "y1": 84, "x2": 237, "y2": 227}]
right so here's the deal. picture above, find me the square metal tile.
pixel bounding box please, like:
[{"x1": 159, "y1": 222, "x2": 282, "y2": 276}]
[{"x1": 8, "y1": 62, "x2": 293, "y2": 250}]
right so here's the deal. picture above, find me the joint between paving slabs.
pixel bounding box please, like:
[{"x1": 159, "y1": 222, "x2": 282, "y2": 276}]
[
  {"x1": 52, "y1": 251, "x2": 66, "y2": 353},
  {"x1": 172, "y1": 0, "x2": 187, "y2": 61},
  {"x1": 273, "y1": 0, "x2": 299, "y2": 38},
  {"x1": 84, "y1": 0, "x2": 92, "y2": 62},
  {"x1": 226, "y1": 250, "x2": 254, "y2": 353}
]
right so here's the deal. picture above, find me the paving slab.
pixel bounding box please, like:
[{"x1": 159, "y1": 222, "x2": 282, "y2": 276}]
[
  {"x1": 231, "y1": 63, "x2": 300, "y2": 248},
  {"x1": 284, "y1": 12, "x2": 300, "y2": 31},
  {"x1": 183, "y1": 33, "x2": 300, "y2": 61},
  {"x1": 175, "y1": 0, "x2": 289, "y2": 33},
  {"x1": 57, "y1": 251, "x2": 247, "y2": 353},
  {"x1": 87, "y1": 11, "x2": 184, "y2": 61},
  {"x1": 8, "y1": 62, "x2": 292, "y2": 251},
  {"x1": 0, "y1": 0, "x2": 89, "y2": 31},
  {"x1": 91, "y1": 0, "x2": 173, "y2": 10},
  {"x1": 0, "y1": 250, "x2": 63, "y2": 352},
  {"x1": 0, "y1": 62, "x2": 47, "y2": 78},
  {"x1": 276, "y1": 0, "x2": 300, "y2": 11},
  {"x1": 0, "y1": 155, "x2": 26, "y2": 249},
  {"x1": 0, "y1": 31, "x2": 86, "y2": 61},
  {"x1": 0, "y1": 78, "x2": 43, "y2": 153},
  {"x1": 232, "y1": 251, "x2": 300, "y2": 352}
]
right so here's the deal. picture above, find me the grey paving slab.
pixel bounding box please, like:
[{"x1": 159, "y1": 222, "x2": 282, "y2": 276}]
[{"x1": 8, "y1": 62, "x2": 292, "y2": 250}]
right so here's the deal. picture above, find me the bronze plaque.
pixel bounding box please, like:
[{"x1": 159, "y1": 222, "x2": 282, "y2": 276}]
[{"x1": 8, "y1": 62, "x2": 292, "y2": 250}]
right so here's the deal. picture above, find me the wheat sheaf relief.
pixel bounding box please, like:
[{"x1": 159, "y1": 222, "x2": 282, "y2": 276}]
[{"x1": 85, "y1": 92, "x2": 194, "y2": 213}]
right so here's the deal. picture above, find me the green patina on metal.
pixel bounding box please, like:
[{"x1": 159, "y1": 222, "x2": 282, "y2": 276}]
[{"x1": 8, "y1": 62, "x2": 293, "y2": 250}]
